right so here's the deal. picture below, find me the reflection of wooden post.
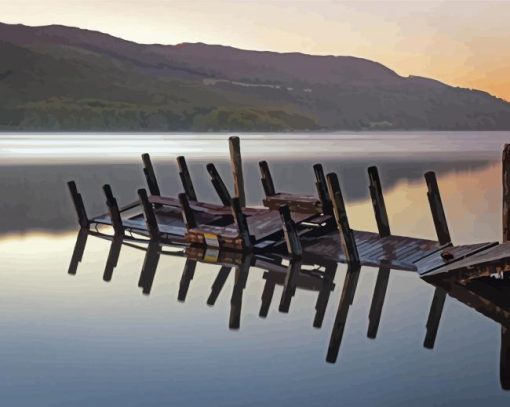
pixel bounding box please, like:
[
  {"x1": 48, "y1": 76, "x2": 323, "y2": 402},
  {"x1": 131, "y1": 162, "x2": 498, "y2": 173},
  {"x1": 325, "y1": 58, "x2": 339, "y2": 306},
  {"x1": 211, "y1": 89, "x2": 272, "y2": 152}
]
[
  {"x1": 503, "y1": 145, "x2": 510, "y2": 241},
  {"x1": 314, "y1": 164, "x2": 331, "y2": 214},
  {"x1": 313, "y1": 260, "x2": 337, "y2": 328},
  {"x1": 279, "y1": 205, "x2": 303, "y2": 258},
  {"x1": 229, "y1": 254, "x2": 251, "y2": 329},
  {"x1": 367, "y1": 267, "x2": 390, "y2": 338},
  {"x1": 423, "y1": 287, "x2": 447, "y2": 349},
  {"x1": 207, "y1": 266, "x2": 231, "y2": 306},
  {"x1": 259, "y1": 161, "x2": 276, "y2": 197},
  {"x1": 177, "y1": 156, "x2": 197, "y2": 201},
  {"x1": 178, "y1": 259, "x2": 197, "y2": 302},
  {"x1": 103, "y1": 235, "x2": 123, "y2": 282},
  {"x1": 279, "y1": 259, "x2": 302, "y2": 313},
  {"x1": 501, "y1": 325, "x2": 510, "y2": 390},
  {"x1": 138, "y1": 188, "x2": 159, "y2": 240},
  {"x1": 326, "y1": 173, "x2": 359, "y2": 264},
  {"x1": 138, "y1": 240, "x2": 161, "y2": 295},
  {"x1": 103, "y1": 184, "x2": 123, "y2": 236},
  {"x1": 425, "y1": 172, "x2": 451, "y2": 245},
  {"x1": 326, "y1": 264, "x2": 361, "y2": 363},
  {"x1": 229, "y1": 136, "x2": 246, "y2": 207},
  {"x1": 67, "y1": 181, "x2": 89, "y2": 229},
  {"x1": 231, "y1": 197, "x2": 252, "y2": 249},
  {"x1": 259, "y1": 277, "x2": 276, "y2": 318},
  {"x1": 141, "y1": 153, "x2": 161, "y2": 196},
  {"x1": 207, "y1": 163, "x2": 232, "y2": 206},
  {"x1": 68, "y1": 228, "x2": 88, "y2": 275},
  {"x1": 368, "y1": 166, "x2": 390, "y2": 237}
]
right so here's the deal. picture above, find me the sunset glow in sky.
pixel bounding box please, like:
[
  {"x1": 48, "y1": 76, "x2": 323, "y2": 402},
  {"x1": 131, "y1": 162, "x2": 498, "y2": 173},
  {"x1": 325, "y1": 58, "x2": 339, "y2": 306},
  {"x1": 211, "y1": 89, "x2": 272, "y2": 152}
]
[{"x1": 2, "y1": 0, "x2": 509, "y2": 100}]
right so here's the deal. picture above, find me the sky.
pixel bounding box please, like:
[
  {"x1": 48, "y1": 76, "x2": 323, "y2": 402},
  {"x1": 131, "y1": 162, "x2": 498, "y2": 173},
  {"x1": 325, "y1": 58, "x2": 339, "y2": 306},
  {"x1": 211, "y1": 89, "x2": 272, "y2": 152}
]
[{"x1": 2, "y1": 0, "x2": 509, "y2": 100}]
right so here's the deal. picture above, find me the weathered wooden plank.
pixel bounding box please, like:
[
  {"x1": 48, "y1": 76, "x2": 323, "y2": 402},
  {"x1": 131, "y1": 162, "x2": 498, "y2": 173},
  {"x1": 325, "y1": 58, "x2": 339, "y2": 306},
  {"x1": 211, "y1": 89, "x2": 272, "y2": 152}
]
[
  {"x1": 263, "y1": 192, "x2": 322, "y2": 214},
  {"x1": 229, "y1": 136, "x2": 246, "y2": 207},
  {"x1": 177, "y1": 156, "x2": 197, "y2": 201}
]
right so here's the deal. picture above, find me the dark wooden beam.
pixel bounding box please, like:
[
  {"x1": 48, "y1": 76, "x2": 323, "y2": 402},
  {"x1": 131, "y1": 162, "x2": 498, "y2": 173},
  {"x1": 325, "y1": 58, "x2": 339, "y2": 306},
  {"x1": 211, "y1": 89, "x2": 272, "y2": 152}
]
[
  {"x1": 177, "y1": 156, "x2": 197, "y2": 201},
  {"x1": 67, "y1": 180, "x2": 89, "y2": 229},
  {"x1": 229, "y1": 136, "x2": 246, "y2": 207},
  {"x1": 141, "y1": 153, "x2": 161, "y2": 196},
  {"x1": 279, "y1": 204, "x2": 303, "y2": 258},
  {"x1": 178, "y1": 193, "x2": 197, "y2": 230},
  {"x1": 138, "y1": 240, "x2": 161, "y2": 295},
  {"x1": 367, "y1": 267, "x2": 390, "y2": 338},
  {"x1": 103, "y1": 235, "x2": 123, "y2": 282},
  {"x1": 206, "y1": 163, "x2": 232, "y2": 206},
  {"x1": 313, "y1": 261, "x2": 337, "y2": 328},
  {"x1": 326, "y1": 173, "x2": 360, "y2": 265},
  {"x1": 314, "y1": 164, "x2": 331, "y2": 214},
  {"x1": 178, "y1": 259, "x2": 197, "y2": 302},
  {"x1": 368, "y1": 166, "x2": 391, "y2": 237},
  {"x1": 259, "y1": 160, "x2": 276, "y2": 197},
  {"x1": 229, "y1": 254, "x2": 251, "y2": 329},
  {"x1": 231, "y1": 197, "x2": 252, "y2": 250},
  {"x1": 259, "y1": 277, "x2": 276, "y2": 318},
  {"x1": 207, "y1": 266, "x2": 231, "y2": 306},
  {"x1": 503, "y1": 144, "x2": 510, "y2": 242},
  {"x1": 425, "y1": 171, "x2": 451, "y2": 245},
  {"x1": 68, "y1": 228, "x2": 88, "y2": 275},
  {"x1": 137, "y1": 188, "x2": 159, "y2": 240},
  {"x1": 501, "y1": 325, "x2": 510, "y2": 390},
  {"x1": 102, "y1": 184, "x2": 124, "y2": 236},
  {"x1": 423, "y1": 287, "x2": 447, "y2": 349}
]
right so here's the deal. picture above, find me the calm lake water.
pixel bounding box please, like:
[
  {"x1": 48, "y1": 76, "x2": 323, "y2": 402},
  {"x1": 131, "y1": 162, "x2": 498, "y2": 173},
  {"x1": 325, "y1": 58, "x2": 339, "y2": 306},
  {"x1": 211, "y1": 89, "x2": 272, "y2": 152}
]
[{"x1": 1, "y1": 131, "x2": 510, "y2": 406}]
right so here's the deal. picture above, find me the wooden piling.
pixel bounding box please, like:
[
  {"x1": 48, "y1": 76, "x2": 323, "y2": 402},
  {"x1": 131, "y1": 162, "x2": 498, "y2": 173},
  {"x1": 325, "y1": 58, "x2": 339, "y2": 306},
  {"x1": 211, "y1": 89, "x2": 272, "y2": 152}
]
[
  {"x1": 259, "y1": 160, "x2": 276, "y2": 197},
  {"x1": 279, "y1": 204, "x2": 303, "y2": 258},
  {"x1": 141, "y1": 153, "x2": 161, "y2": 196},
  {"x1": 177, "y1": 156, "x2": 197, "y2": 201},
  {"x1": 368, "y1": 166, "x2": 391, "y2": 237},
  {"x1": 102, "y1": 184, "x2": 123, "y2": 236},
  {"x1": 231, "y1": 197, "x2": 252, "y2": 249},
  {"x1": 67, "y1": 181, "x2": 89, "y2": 229},
  {"x1": 178, "y1": 193, "x2": 197, "y2": 230},
  {"x1": 503, "y1": 144, "x2": 510, "y2": 242},
  {"x1": 229, "y1": 136, "x2": 246, "y2": 207},
  {"x1": 425, "y1": 172, "x2": 451, "y2": 245},
  {"x1": 137, "y1": 188, "x2": 159, "y2": 240},
  {"x1": 314, "y1": 164, "x2": 331, "y2": 214},
  {"x1": 206, "y1": 163, "x2": 232, "y2": 206},
  {"x1": 326, "y1": 173, "x2": 360, "y2": 265}
]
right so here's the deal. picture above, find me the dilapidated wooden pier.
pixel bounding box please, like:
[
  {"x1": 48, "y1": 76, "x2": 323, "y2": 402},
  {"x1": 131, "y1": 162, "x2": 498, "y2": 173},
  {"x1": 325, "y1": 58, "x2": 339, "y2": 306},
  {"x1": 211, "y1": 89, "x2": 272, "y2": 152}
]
[{"x1": 67, "y1": 137, "x2": 510, "y2": 278}]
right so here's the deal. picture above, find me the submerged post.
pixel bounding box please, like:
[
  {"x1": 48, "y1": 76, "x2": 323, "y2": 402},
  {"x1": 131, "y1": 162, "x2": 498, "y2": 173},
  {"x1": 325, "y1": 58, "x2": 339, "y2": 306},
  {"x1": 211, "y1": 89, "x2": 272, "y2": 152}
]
[
  {"x1": 137, "y1": 188, "x2": 159, "y2": 240},
  {"x1": 231, "y1": 197, "x2": 252, "y2": 250},
  {"x1": 425, "y1": 172, "x2": 451, "y2": 245},
  {"x1": 178, "y1": 193, "x2": 197, "y2": 230},
  {"x1": 177, "y1": 156, "x2": 197, "y2": 201},
  {"x1": 67, "y1": 181, "x2": 89, "y2": 229},
  {"x1": 368, "y1": 166, "x2": 390, "y2": 237},
  {"x1": 326, "y1": 173, "x2": 359, "y2": 265},
  {"x1": 141, "y1": 153, "x2": 161, "y2": 196},
  {"x1": 279, "y1": 204, "x2": 303, "y2": 258},
  {"x1": 314, "y1": 164, "x2": 331, "y2": 214},
  {"x1": 206, "y1": 163, "x2": 232, "y2": 206},
  {"x1": 503, "y1": 145, "x2": 510, "y2": 241},
  {"x1": 103, "y1": 184, "x2": 123, "y2": 236},
  {"x1": 229, "y1": 136, "x2": 246, "y2": 207},
  {"x1": 259, "y1": 161, "x2": 276, "y2": 197}
]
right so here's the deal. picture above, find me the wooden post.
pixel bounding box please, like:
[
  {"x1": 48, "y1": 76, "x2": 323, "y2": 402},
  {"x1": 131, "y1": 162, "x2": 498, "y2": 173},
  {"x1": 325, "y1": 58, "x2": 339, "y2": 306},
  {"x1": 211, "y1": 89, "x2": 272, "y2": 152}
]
[
  {"x1": 206, "y1": 163, "x2": 232, "y2": 206},
  {"x1": 137, "y1": 188, "x2": 159, "y2": 240},
  {"x1": 423, "y1": 287, "x2": 447, "y2": 349},
  {"x1": 103, "y1": 235, "x2": 123, "y2": 282},
  {"x1": 368, "y1": 166, "x2": 391, "y2": 237},
  {"x1": 503, "y1": 144, "x2": 510, "y2": 241},
  {"x1": 229, "y1": 136, "x2": 246, "y2": 207},
  {"x1": 326, "y1": 173, "x2": 360, "y2": 264},
  {"x1": 207, "y1": 266, "x2": 231, "y2": 306},
  {"x1": 177, "y1": 156, "x2": 197, "y2": 201},
  {"x1": 68, "y1": 228, "x2": 88, "y2": 275},
  {"x1": 141, "y1": 153, "x2": 161, "y2": 196},
  {"x1": 314, "y1": 164, "x2": 331, "y2": 214},
  {"x1": 178, "y1": 193, "x2": 197, "y2": 230},
  {"x1": 259, "y1": 161, "x2": 276, "y2": 197},
  {"x1": 326, "y1": 264, "x2": 361, "y2": 363},
  {"x1": 138, "y1": 240, "x2": 161, "y2": 295},
  {"x1": 102, "y1": 184, "x2": 123, "y2": 236},
  {"x1": 178, "y1": 259, "x2": 197, "y2": 302},
  {"x1": 367, "y1": 266, "x2": 390, "y2": 338},
  {"x1": 425, "y1": 172, "x2": 451, "y2": 245},
  {"x1": 279, "y1": 204, "x2": 303, "y2": 258},
  {"x1": 67, "y1": 181, "x2": 89, "y2": 228},
  {"x1": 231, "y1": 197, "x2": 252, "y2": 249}
]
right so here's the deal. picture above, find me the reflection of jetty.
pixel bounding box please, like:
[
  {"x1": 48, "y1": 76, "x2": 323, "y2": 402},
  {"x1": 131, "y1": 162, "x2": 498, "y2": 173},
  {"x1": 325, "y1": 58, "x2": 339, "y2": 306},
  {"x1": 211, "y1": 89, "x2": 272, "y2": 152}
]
[{"x1": 67, "y1": 137, "x2": 510, "y2": 276}]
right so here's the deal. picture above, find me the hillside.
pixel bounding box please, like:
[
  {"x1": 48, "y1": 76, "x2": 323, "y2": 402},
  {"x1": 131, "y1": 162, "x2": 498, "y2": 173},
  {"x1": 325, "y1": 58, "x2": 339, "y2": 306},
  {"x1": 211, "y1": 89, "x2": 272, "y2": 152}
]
[{"x1": 1, "y1": 22, "x2": 510, "y2": 131}]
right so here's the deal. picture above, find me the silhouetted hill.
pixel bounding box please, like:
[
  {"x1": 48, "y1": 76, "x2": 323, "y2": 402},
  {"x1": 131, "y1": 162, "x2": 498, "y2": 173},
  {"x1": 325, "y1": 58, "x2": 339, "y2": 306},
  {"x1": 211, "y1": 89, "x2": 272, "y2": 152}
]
[{"x1": 1, "y1": 22, "x2": 510, "y2": 131}]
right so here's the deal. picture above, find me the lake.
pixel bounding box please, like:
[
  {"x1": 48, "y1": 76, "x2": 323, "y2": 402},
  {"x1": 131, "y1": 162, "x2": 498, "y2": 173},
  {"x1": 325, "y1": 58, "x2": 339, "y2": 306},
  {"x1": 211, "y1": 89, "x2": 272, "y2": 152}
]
[{"x1": 1, "y1": 131, "x2": 510, "y2": 406}]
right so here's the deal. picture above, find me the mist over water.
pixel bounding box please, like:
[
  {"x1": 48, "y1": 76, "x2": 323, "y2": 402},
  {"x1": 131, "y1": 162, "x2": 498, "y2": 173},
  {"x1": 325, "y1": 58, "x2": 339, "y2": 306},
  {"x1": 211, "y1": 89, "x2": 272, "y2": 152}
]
[{"x1": 1, "y1": 132, "x2": 510, "y2": 406}]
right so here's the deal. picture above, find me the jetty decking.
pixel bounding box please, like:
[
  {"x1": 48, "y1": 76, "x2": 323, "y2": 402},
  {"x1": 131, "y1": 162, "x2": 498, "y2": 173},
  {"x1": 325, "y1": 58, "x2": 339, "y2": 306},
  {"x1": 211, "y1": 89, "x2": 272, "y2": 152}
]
[{"x1": 67, "y1": 137, "x2": 510, "y2": 278}]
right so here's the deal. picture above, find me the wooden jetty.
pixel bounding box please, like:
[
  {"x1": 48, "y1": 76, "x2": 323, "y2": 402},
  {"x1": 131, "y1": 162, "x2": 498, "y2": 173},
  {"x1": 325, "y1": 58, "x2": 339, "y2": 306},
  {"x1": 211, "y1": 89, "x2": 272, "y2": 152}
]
[{"x1": 67, "y1": 138, "x2": 510, "y2": 278}]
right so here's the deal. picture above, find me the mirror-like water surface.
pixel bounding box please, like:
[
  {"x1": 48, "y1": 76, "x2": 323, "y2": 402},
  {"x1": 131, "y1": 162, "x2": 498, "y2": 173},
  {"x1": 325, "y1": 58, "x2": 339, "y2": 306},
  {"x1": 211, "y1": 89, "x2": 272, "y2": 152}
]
[{"x1": 1, "y1": 132, "x2": 510, "y2": 406}]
